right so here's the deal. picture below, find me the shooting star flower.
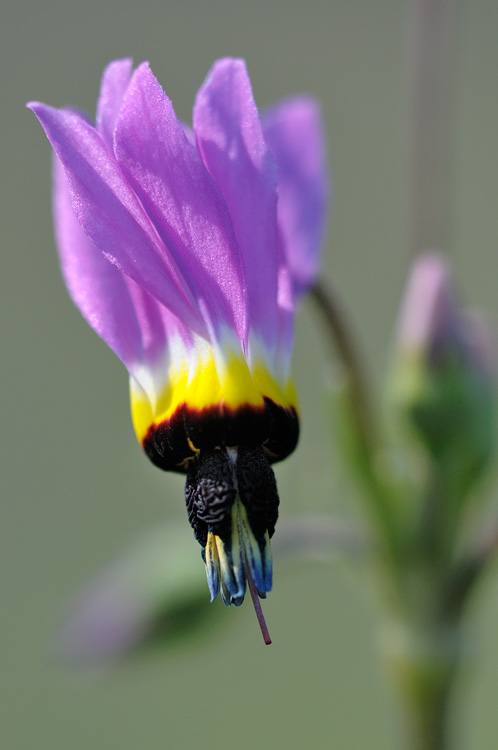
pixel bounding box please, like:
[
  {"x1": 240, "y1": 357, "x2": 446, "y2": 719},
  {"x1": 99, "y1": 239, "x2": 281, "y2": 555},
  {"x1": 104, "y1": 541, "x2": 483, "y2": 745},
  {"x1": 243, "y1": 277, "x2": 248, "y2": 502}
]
[{"x1": 28, "y1": 58, "x2": 328, "y2": 641}]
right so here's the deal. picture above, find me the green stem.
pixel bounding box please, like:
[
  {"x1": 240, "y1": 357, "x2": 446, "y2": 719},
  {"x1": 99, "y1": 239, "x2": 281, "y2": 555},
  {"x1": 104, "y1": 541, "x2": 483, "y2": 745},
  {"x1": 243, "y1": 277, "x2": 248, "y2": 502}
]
[
  {"x1": 379, "y1": 552, "x2": 462, "y2": 750},
  {"x1": 398, "y1": 662, "x2": 454, "y2": 750},
  {"x1": 389, "y1": 0, "x2": 462, "y2": 743},
  {"x1": 388, "y1": 483, "x2": 462, "y2": 750},
  {"x1": 310, "y1": 280, "x2": 400, "y2": 561},
  {"x1": 381, "y1": 614, "x2": 459, "y2": 750},
  {"x1": 310, "y1": 280, "x2": 374, "y2": 455}
]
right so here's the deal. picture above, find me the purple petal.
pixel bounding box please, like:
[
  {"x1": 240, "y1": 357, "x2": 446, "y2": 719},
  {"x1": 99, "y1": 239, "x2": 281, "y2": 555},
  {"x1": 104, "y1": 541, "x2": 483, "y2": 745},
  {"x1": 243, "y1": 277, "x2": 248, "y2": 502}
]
[
  {"x1": 194, "y1": 58, "x2": 279, "y2": 350},
  {"x1": 113, "y1": 63, "x2": 247, "y2": 344},
  {"x1": 181, "y1": 121, "x2": 195, "y2": 147},
  {"x1": 274, "y1": 256, "x2": 295, "y2": 375},
  {"x1": 54, "y1": 157, "x2": 180, "y2": 380},
  {"x1": 96, "y1": 58, "x2": 133, "y2": 149},
  {"x1": 262, "y1": 97, "x2": 329, "y2": 296},
  {"x1": 28, "y1": 102, "x2": 205, "y2": 337},
  {"x1": 53, "y1": 156, "x2": 144, "y2": 370},
  {"x1": 396, "y1": 253, "x2": 456, "y2": 354},
  {"x1": 126, "y1": 280, "x2": 193, "y2": 371}
]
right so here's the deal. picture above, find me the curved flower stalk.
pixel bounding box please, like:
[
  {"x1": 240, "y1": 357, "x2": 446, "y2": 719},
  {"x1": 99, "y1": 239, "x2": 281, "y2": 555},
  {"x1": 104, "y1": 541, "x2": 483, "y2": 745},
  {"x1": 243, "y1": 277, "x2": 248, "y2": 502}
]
[{"x1": 28, "y1": 58, "x2": 328, "y2": 634}]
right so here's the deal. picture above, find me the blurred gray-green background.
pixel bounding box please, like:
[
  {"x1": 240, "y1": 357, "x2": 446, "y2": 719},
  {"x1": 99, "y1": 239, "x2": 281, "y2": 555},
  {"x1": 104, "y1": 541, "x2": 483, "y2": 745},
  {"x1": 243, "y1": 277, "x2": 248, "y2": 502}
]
[{"x1": 3, "y1": 0, "x2": 498, "y2": 747}]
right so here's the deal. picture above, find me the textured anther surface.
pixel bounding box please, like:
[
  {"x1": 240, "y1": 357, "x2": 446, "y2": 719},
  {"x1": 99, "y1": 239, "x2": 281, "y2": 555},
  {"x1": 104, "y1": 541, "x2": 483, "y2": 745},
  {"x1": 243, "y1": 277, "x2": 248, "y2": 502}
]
[
  {"x1": 185, "y1": 446, "x2": 280, "y2": 547},
  {"x1": 185, "y1": 449, "x2": 237, "y2": 545},
  {"x1": 236, "y1": 446, "x2": 279, "y2": 539}
]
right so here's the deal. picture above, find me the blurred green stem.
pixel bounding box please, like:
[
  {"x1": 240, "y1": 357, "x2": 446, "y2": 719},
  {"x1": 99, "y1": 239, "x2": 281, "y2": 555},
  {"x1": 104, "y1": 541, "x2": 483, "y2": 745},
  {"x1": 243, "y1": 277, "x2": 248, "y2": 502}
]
[
  {"x1": 399, "y1": 0, "x2": 461, "y2": 738},
  {"x1": 311, "y1": 272, "x2": 471, "y2": 749},
  {"x1": 310, "y1": 281, "x2": 400, "y2": 561},
  {"x1": 310, "y1": 280, "x2": 374, "y2": 457},
  {"x1": 382, "y1": 616, "x2": 458, "y2": 750},
  {"x1": 379, "y1": 454, "x2": 465, "y2": 750},
  {"x1": 313, "y1": 0, "x2": 468, "y2": 743},
  {"x1": 380, "y1": 541, "x2": 464, "y2": 750}
]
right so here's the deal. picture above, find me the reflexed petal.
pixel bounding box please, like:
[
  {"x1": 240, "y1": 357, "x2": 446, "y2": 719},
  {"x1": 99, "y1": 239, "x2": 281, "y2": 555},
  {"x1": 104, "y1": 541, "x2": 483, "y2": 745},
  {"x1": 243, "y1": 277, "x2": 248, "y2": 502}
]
[
  {"x1": 54, "y1": 157, "x2": 184, "y2": 401},
  {"x1": 28, "y1": 102, "x2": 205, "y2": 337},
  {"x1": 114, "y1": 63, "x2": 247, "y2": 344},
  {"x1": 96, "y1": 58, "x2": 133, "y2": 149},
  {"x1": 262, "y1": 96, "x2": 329, "y2": 297},
  {"x1": 194, "y1": 58, "x2": 280, "y2": 352},
  {"x1": 53, "y1": 156, "x2": 144, "y2": 371},
  {"x1": 126, "y1": 283, "x2": 191, "y2": 374}
]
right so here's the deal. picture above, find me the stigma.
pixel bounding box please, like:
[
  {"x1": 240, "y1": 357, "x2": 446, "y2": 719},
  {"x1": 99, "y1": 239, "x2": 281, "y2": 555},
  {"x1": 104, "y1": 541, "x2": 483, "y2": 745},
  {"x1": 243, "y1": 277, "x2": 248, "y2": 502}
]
[{"x1": 185, "y1": 445, "x2": 279, "y2": 643}]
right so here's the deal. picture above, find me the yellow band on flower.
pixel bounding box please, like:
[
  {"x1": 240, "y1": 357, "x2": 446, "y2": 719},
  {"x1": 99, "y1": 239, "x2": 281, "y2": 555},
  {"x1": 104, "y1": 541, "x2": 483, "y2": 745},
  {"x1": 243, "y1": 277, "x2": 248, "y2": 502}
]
[{"x1": 129, "y1": 344, "x2": 299, "y2": 473}]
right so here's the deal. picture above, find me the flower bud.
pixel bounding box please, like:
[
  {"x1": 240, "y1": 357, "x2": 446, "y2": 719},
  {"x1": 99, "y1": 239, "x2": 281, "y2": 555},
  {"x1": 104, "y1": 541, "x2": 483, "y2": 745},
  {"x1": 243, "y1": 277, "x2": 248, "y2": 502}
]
[{"x1": 389, "y1": 252, "x2": 494, "y2": 494}]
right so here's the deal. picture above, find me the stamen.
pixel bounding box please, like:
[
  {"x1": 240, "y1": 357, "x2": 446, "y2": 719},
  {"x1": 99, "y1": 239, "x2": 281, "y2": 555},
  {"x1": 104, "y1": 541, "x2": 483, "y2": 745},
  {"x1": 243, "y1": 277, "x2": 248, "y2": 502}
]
[
  {"x1": 243, "y1": 546, "x2": 272, "y2": 645},
  {"x1": 204, "y1": 532, "x2": 220, "y2": 602}
]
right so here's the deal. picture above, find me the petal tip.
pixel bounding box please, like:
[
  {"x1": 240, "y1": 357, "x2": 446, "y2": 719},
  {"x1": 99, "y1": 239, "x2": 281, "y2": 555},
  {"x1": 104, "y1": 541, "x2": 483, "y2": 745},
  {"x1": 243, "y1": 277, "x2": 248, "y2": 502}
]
[{"x1": 26, "y1": 100, "x2": 44, "y2": 114}]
